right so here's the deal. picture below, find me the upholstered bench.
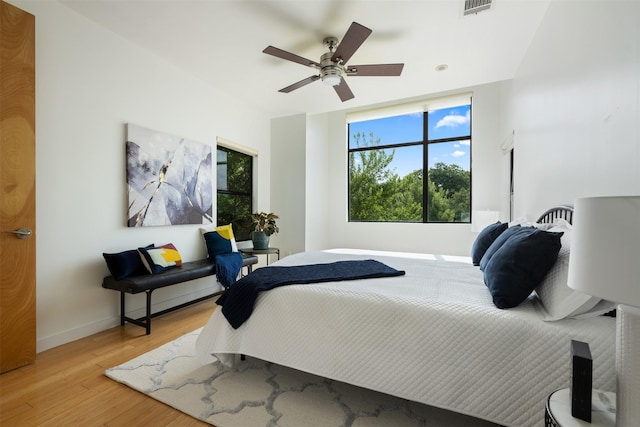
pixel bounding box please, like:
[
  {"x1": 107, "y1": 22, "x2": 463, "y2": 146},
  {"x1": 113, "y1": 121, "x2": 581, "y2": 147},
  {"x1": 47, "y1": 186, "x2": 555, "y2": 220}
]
[{"x1": 102, "y1": 255, "x2": 258, "y2": 334}]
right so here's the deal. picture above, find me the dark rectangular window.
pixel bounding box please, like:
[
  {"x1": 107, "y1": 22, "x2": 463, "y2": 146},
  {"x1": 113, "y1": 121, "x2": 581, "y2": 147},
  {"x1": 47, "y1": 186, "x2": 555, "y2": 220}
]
[
  {"x1": 348, "y1": 102, "x2": 471, "y2": 223},
  {"x1": 217, "y1": 146, "x2": 253, "y2": 240}
]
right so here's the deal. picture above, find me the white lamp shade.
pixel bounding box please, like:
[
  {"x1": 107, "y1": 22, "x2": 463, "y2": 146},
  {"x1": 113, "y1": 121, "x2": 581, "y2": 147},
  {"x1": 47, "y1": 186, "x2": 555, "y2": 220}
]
[{"x1": 567, "y1": 196, "x2": 640, "y2": 308}]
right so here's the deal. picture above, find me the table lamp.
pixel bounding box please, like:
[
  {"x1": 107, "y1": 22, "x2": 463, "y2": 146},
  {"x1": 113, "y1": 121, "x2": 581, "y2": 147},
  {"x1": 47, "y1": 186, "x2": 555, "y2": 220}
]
[{"x1": 567, "y1": 196, "x2": 640, "y2": 426}]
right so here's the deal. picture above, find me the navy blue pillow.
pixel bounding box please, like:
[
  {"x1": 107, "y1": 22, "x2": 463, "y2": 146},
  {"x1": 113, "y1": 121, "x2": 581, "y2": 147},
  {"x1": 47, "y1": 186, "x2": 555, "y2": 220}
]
[
  {"x1": 479, "y1": 225, "x2": 529, "y2": 271},
  {"x1": 203, "y1": 231, "x2": 232, "y2": 258},
  {"x1": 471, "y1": 221, "x2": 508, "y2": 266},
  {"x1": 103, "y1": 244, "x2": 153, "y2": 280},
  {"x1": 483, "y1": 229, "x2": 563, "y2": 309}
]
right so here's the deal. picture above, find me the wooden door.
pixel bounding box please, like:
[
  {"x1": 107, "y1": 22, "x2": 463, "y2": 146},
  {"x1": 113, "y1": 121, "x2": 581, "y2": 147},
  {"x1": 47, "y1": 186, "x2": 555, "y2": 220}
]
[{"x1": 0, "y1": 0, "x2": 36, "y2": 373}]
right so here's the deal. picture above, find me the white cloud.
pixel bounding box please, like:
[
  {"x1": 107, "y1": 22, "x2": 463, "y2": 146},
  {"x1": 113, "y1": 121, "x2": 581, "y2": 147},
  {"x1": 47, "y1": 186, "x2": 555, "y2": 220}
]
[
  {"x1": 435, "y1": 109, "x2": 471, "y2": 129},
  {"x1": 459, "y1": 140, "x2": 470, "y2": 146},
  {"x1": 451, "y1": 150, "x2": 466, "y2": 157}
]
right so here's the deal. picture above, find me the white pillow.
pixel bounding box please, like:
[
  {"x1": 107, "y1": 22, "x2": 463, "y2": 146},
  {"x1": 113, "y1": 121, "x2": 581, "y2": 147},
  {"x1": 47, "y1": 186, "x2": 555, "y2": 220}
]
[
  {"x1": 534, "y1": 222, "x2": 615, "y2": 321},
  {"x1": 509, "y1": 217, "x2": 555, "y2": 230}
]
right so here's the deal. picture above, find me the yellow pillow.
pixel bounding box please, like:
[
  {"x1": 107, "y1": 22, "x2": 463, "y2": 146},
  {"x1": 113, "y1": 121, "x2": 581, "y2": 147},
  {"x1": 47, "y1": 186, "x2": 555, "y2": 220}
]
[{"x1": 138, "y1": 243, "x2": 182, "y2": 274}]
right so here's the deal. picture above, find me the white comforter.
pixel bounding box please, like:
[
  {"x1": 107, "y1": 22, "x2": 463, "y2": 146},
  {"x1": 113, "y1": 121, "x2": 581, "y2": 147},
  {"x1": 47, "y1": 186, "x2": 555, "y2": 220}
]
[{"x1": 196, "y1": 249, "x2": 615, "y2": 427}]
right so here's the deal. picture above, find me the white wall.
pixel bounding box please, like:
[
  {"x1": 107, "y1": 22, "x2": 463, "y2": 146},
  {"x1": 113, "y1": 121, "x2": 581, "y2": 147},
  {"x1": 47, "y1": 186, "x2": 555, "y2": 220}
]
[
  {"x1": 10, "y1": 0, "x2": 271, "y2": 351},
  {"x1": 268, "y1": 112, "x2": 332, "y2": 257},
  {"x1": 270, "y1": 114, "x2": 306, "y2": 257},
  {"x1": 315, "y1": 82, "x2": 508, "y2": 256},
  {"x1": 509, "y1": 0, "x2": 640, "y2": 217},
  {"x1": 305, "y1": 113, "x2": 331, "y2": 251}
]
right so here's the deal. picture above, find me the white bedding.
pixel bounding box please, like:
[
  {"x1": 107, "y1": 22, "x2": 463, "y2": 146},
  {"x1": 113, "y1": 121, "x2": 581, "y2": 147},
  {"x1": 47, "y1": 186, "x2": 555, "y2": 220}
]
[{"x1": 196, "y1": 249, "x2": 615, "y2": 427}]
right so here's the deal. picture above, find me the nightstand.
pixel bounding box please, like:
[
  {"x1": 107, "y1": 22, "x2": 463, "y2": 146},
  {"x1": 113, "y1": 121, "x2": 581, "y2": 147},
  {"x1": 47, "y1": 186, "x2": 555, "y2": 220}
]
[{"x1": 545, "y1": 388, "x2": 616, "y2": 427}]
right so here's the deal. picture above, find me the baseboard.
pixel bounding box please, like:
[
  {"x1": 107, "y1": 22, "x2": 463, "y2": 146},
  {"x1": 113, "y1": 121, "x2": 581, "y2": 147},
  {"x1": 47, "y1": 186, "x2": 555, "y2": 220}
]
[{"x1": 36, "y1": 287, "x2": 217, "y2": 353}]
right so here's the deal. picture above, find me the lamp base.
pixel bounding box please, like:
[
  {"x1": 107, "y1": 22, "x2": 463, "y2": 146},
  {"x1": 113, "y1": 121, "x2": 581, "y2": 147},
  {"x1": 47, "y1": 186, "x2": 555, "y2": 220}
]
[{"x1": 616, "y1": 304, "x2": 640, "y2": 426}]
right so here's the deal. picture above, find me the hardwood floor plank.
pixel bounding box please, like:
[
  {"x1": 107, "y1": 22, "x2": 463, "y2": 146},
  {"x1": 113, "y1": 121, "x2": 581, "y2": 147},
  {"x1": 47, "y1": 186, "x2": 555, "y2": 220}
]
[{"x1": 0, "y1": 300, "x2": 216, "y2": 426}]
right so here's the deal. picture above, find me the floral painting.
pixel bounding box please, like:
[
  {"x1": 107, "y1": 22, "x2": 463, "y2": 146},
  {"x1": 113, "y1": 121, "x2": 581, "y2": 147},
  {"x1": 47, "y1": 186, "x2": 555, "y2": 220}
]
[{"x1": 126, "y1": 124, "x2": 213, "y2": 227}]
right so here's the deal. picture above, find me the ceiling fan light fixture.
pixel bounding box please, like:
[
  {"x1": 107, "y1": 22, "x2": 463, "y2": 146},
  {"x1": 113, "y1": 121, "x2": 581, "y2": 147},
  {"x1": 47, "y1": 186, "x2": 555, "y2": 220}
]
[
  {"x1": 322, "y1": 74, "x2": 342, "y2": 86},
  {"x1": 321, "y1": 65, "x2": 343, "y2": 86}
]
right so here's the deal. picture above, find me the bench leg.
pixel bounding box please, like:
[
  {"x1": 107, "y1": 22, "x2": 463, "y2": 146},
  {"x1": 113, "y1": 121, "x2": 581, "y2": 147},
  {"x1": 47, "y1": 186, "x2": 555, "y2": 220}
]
[
  {"x1": 120, "y1": 291, "x2": 126, "y2": 325},
  {"x1": 145, "y1": 290, "x2": 152, "y2": 335},
  {"x1": 120, "y1": 288, "x2": 221, "y2": 335},
  {"x1": 120, "y1": 290, "x2": 153, "y2": 335}
]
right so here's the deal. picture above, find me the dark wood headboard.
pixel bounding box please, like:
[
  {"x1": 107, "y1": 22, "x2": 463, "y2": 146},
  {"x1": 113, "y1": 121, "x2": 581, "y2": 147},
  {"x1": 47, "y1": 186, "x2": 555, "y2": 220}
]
[{"x1": 536, "y1": 205, "x2": 574, "y2": 225}]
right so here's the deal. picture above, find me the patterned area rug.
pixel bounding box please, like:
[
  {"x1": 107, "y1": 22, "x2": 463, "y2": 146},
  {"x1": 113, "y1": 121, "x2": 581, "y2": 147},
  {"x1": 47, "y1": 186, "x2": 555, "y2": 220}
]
[{"x1": 105, "y1": 329, "x2": 498, "y2": 427}]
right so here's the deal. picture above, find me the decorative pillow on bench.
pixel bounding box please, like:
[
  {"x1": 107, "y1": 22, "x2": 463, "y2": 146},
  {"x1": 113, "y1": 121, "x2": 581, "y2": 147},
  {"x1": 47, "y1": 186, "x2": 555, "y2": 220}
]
[
  {"x1": 103, "y1": 243, "x2": 153, "y2": 280},
  {"x1": 138, "y1": 243, "x2": 183, "y2": 275},
  {"x1": 200, "y1": 223, "x2": 238, "y2": 257},
  {"x1": 199, "y1": 223, "x2": 243, "y2": 288}
]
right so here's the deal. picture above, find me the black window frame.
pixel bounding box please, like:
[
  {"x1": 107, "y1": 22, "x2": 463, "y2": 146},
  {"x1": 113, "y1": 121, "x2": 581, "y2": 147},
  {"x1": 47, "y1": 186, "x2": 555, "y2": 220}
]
[
  {"x1": 216, "y1": 146, "x2": 253, "y2": 241},
  {"x1": 347, "y1": 102, "x2": 472, "y2": 224}
]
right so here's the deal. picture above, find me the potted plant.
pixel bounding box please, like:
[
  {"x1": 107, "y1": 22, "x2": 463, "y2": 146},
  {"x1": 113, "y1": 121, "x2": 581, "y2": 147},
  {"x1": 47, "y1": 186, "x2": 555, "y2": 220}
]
[{"x1": 250, "y1": 212, "x2": 279, "y2": 250}]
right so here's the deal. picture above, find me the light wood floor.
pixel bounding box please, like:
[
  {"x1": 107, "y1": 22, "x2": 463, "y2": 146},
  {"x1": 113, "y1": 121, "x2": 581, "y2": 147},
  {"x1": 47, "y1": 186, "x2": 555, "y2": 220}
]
[{"x1": 0, "y1": 300, "x2": 217, "y2": 426}]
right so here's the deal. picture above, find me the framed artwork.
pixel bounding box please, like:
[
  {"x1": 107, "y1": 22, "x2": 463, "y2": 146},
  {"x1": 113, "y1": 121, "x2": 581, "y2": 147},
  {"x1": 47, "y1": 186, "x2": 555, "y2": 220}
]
[{"x1": 126, "y1": 124, "x2": 213, "y2": 227}]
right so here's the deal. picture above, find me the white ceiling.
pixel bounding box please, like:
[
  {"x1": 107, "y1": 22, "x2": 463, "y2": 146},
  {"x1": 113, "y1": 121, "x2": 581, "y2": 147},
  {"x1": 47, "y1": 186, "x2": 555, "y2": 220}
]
[{"x1": 59, "y1": 0, "x2": 552, "y2": 118}]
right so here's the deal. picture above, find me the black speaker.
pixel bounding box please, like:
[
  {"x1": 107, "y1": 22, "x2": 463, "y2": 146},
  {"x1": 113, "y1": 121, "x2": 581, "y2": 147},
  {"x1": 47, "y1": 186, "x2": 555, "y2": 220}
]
[{"x1": 570, "y1": 340, "x2": 592, "y2": 422}]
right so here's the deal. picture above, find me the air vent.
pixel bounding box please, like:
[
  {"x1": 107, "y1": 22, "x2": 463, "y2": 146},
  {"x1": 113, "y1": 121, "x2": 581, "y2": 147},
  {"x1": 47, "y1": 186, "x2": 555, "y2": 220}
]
[{"x1": 464, "y1": 0, "x2": 493, "y2": 15}]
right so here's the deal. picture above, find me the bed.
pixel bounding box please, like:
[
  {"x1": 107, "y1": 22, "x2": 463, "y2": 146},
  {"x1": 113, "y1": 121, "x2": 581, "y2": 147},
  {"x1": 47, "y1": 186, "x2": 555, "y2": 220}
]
[{"x1": 195, "y1": 207, "x2": 616, "y2": 427}]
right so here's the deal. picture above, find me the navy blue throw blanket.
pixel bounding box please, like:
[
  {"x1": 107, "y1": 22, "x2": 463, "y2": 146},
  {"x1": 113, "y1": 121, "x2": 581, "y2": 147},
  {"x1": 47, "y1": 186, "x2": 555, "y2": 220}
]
[
  {"x1": 216, "y1": 259, "x2": 405, "y2": 329},
  {"x1": 215, "y1": 252, "x2": 243, "y2": 289}
]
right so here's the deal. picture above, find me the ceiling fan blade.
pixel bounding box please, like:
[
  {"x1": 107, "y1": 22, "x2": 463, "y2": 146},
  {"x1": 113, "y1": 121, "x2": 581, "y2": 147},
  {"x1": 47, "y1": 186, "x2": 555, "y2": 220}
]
[
  {"x1": 263, "y1": 46, "x2": 320, "y2": 68},
  {"x1": 345, "y1": 63, "x2": 404, "y2": 76},
  {"x1": 278, "y1": 75, "x2": 320, "y2": 93},
  {"x1": 333, "y1": 77, "x2": 354, "y2": 102},
  {"x1": 331, "y1": 22, "x2": 372, "y2": 64}
]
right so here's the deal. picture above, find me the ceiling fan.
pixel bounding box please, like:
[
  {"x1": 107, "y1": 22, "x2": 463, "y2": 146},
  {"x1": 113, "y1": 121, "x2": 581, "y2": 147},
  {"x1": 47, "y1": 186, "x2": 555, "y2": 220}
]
[{"x1": 263, "y1": 22, "x2": 404, "y2": 102}]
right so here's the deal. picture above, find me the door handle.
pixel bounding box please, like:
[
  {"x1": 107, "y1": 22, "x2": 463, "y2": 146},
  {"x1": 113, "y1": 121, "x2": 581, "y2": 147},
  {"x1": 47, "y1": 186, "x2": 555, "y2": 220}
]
[{"x1": 3, "y1": 228, "x2": 32, "y2": 239}]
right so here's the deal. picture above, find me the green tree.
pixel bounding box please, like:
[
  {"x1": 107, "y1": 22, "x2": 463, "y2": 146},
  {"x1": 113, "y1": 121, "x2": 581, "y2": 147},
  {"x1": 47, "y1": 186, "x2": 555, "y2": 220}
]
[
  {"x1": 348, "y1": 132, "x2": 396, "y2": 221},
  {"x1": 426, "y1": 178, "x2": 455, "y2": 221},
  {"x1": 217, "y1": 149, "x2": 253, "y2": 239},
  {"x1": 429, "y1": 162, "x2": 470, "y2": 194},
  {"x1": 394, "y1": 169, "x2": 423, "y2": 221},
  {"x1": 427, "y1": 162, "x2": 470, "y2": 222},
  {"x1": 349, "y1": 133, "x2": 470, "y2": 223},
  {"x1": 449, "y1": 186, "x2": 470, "y2": 221}
]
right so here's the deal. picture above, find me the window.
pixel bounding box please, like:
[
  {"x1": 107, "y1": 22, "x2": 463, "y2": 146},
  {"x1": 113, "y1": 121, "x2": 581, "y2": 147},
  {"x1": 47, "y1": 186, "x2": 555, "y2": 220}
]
[
  {"x1": 216, "y1": 146, "x2": 253, "y2": 240},
  {"x1": 348, "y1": 100, "x2": 471, "y2": 223}
]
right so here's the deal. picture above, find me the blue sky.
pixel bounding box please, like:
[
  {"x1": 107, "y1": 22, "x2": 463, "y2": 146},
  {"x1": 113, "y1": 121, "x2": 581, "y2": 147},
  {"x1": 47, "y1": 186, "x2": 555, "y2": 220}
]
[{"x1": 349, "y1": 105, "x2": 471, "y2": 177}]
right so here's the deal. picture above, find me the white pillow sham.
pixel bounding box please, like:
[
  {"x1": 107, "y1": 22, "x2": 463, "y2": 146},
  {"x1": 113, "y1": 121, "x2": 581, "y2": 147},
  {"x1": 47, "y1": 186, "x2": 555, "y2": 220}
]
[
  {"x1": 534, "y1": 221, "x2": 615, "y2": 321},
  {"x1": 509, "y1": 217, "x2": 555, "y2": 230}
]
